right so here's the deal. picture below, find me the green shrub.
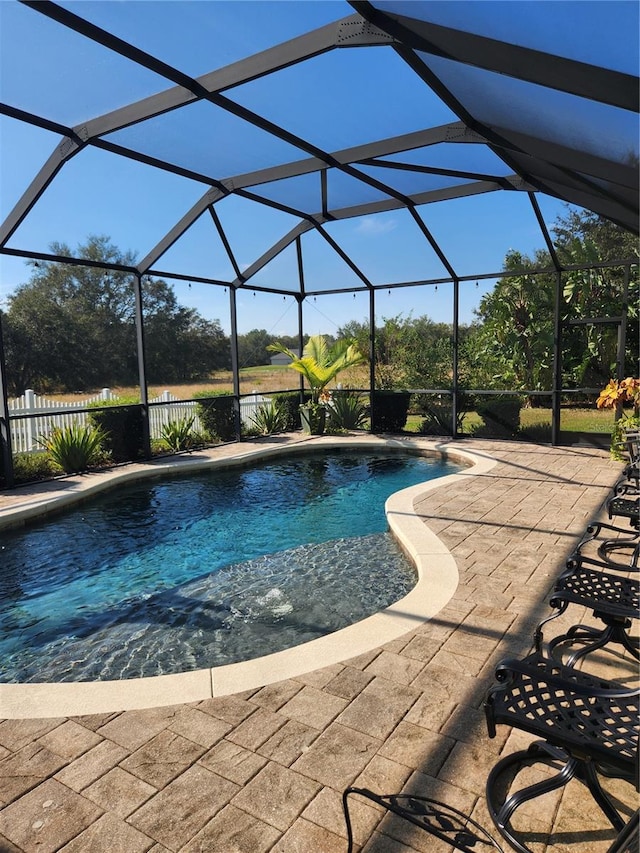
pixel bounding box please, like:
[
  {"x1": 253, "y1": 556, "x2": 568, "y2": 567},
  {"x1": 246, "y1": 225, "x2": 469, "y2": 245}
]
[
  {"x1": 88, "y1": 397, "x2": 145, "y2": 462},
  {"x1": 471, "y1": 395, "x2": 522, "y2": 438},
  {"x1": 159, "y1": 416, "x2": 204, "y2": 452},
  {"x1": 194, "y1": 391, "x2": 236, "y2": 442},
  {"x1": 249, "y1": 401, "x2": 288, "y2": 435},
  {"x1": 12, "y1": 452, "x2": 61, "y2": 484},
  {"x1": 370, "y1": 390, "x2": 411, "y2": 432},
  {"x1": 39, "y1": 423, "x2": 109, "y2": 473},
  {"x1": 327, "y1": 390, "x2": 368, "y2": 431},
  {"x1": 416, "y1": 398, "x2": 467, "y2": 436},
  {"x1": 610, "y1": 413, "x2": 640, "y2": 460}
]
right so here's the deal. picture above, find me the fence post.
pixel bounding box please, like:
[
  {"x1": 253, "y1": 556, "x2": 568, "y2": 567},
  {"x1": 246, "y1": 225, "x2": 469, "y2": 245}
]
[{"x1": 25, "y1": 389, "x2": 37, "y2": 451}]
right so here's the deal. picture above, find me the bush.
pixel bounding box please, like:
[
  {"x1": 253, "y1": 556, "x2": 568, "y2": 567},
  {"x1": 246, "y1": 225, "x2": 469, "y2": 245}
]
[
  {"x1": 472, "y1": 395, "x2": 522, "y2": 438},
  {"x1": 249, "y1": 401, "x2": 288, "y2": 435},
  {"x1": 194, "y1": 391, "x2": 236, "y2": 442},
  {"x1": 370, "y1": 390, "x2": 411, "y2": 433},
  {"x1": 12, "y1": 452, "x2": 61, "y2": 484},
  {"x1": 610, "y1": 413, "x2": 640, "y2": 460},
  {"x1": 327, "y1": 390, "x2": 368, "y2": 431},
  {"x1": 39, "y1": 423, "x2": 109, "y2": 473},
  {"x1": 88, "y1": 398, "x2": 145, "y2": 462},
  {"x1": 159, "y1": 416, "x2": 204, "y2": 452},
  {"x1": 416, "y1": 398, "x2": 468, "y2": 436}
]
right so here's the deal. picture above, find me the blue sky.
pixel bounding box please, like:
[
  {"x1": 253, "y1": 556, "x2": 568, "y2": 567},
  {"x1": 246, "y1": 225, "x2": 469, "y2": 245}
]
[{"x1": 1, "y1": 0, "x2": 637, "y2": 337}]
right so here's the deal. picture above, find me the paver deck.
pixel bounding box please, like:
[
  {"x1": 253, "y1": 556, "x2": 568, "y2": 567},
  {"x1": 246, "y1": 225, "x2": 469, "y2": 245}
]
[{"x1": 0, "y1": 435, "x2": 637, "y2": 852}]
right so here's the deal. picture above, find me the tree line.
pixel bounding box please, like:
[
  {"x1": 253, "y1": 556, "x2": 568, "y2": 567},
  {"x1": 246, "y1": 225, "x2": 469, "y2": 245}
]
[{"x1": 1, "y1": 210, "x2": 637, "y2": 398}]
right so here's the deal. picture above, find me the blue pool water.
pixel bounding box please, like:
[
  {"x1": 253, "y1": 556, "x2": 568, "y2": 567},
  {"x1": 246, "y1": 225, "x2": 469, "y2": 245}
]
[{"x1": 0, "y1": 450, "x2": 460, "y2": 682}]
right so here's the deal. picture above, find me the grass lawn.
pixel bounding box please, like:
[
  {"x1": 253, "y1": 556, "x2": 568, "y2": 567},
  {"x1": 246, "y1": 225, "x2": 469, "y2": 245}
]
[{"x1": 405, "y1": 406, "x2": 615, "y2": 436}]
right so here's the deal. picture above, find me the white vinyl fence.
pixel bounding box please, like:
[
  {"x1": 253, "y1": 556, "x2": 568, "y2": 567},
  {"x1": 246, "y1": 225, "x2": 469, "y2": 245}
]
[{"x1": 8, "y1": 389, "x2": 270, "y2": 453}]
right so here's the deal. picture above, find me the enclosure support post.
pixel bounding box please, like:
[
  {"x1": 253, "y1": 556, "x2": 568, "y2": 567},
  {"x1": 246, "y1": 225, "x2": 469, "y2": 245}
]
[
  {"x1": 369, "y1": 288, "x2": 376, "y2": 428},
  {"x1": 295, "y1": 239, "x2": 306, "y2": 406},
  {"x1": 551, "y1": 270, "x2": 563, "y2": 446},
  {"x1": 229, "y1": 286, "x2": 242, "y2": 440},
  {"x1": 452, "y1": 278, "x2": 460, "y2": 438},
  {"x1": 0, "y1": 311, "x2": 14, "y2": 488},
  {"x1": 133, "y1": 273, "x2": 151, "y2": 459},
  {"x1": 616, "y1": 265, "x2": 630, "y2": 387},
  {"x1": 296, "y1": 294, "x2": 305, "y2": 404}
]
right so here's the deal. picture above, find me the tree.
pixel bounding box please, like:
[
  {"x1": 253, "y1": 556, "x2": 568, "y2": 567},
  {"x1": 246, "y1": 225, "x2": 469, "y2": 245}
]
[
  {"x1": 3, "y1": 236, "x2": 230, "y2": 394},
  {"x1": 553, "y1": 210, "x2": 639, "y2": 384},
  {"x1": 237, "y1": 329, "x2": 273, "y2": 367},
  {"x1": 466, "y1": 249, "x2": 556, "y2": 402},
  {"x1": 339, "y1": 315, "x2": 457, "y2": 390},
  {"x1": 464, "y1": 211, "x2": 638, "y2": 398}
]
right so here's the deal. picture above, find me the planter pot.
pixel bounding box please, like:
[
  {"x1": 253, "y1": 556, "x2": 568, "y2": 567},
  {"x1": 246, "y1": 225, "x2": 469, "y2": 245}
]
[{"x1": 300, "y1": 405, "x2": 326, "y2": 435}]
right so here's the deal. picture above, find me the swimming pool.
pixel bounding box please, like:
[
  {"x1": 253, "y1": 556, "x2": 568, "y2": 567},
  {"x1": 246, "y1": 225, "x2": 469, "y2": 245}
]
[{"x1": 1, "y1": 449, "x2": 462, "y2": 683}]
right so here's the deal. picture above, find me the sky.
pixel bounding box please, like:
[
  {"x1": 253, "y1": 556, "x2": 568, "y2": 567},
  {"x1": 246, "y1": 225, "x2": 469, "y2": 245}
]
[{"x1": 0, "y1": 0, "x2": 637, "y2": 338}]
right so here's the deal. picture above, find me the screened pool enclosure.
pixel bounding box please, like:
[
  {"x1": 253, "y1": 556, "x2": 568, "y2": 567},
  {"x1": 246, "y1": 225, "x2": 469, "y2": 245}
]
[{"x1": 0, "y1": 0, "x2": 638, "y2": 485}]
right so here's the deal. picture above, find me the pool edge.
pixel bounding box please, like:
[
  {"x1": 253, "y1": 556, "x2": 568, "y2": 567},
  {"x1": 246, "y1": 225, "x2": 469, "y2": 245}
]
[{"x1": 0, "y1": 436, "x2": 497, "y2": 718}]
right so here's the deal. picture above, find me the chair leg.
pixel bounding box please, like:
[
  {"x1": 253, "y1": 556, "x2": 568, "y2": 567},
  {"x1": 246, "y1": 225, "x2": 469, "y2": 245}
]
[
  {"x1": 597, "y1": 537, "x2": 640, "y2": 570},
  {"x1": 487, "y1": 743, "x2": 579, "y2": 853},
  {"x1": 534, "y1": 601, "x2": 568, "y2": 652},
  {"x1": 582, "y1": 760, "x2": 627, "y2": 833},
  {"x1": 607, "y1": 809, "x2": 639, "y2": 853},
  {"x1": 487, "y1": 742, "x2": 632, "y2": 853},
  {"x1": 548, "y1": 621, "x2": 639, "y2": 667}
]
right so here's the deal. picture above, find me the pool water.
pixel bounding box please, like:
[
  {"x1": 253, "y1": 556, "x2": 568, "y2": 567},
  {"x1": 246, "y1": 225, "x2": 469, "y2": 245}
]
[{"x1": 0, "y1": 450, "x2": 460, "y2": 682}]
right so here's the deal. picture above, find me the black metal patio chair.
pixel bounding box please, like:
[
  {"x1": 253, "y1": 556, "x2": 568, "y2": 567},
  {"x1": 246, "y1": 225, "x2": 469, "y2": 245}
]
[
  {"x1": 484, "y1": 652, "x2": 639, "y2": 853},
  {"x1": 534, "y1": 553, "x2": 639, "y2": 667}
]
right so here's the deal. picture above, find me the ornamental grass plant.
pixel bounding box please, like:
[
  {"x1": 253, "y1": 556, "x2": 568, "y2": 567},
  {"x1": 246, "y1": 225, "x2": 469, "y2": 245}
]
[{"x1": 40, "y1": 423, "x2": 109, "y2": 473}]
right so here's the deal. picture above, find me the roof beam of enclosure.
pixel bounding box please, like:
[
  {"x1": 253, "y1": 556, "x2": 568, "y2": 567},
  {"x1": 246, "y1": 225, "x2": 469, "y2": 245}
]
[
  {"x1": 490, "y1": 129, "x2": 638, "y2": 192},
  {"x1": 22, "y1": 3, "x2": 463, "y2": 267},
  {"x1": 0, "y1": 103, "x2": 91, "y2": 247},
  {"x1": 387, "y1": 42, "x2": 638, "y2": 231},
  {"x1": 136, "y1": 123, "x2": 484, "y2": 274},
  {"x1": 358, "y1": 158, "x2": 515, "y2": 187},
  {"x1": 208, "y1": 208, "x2": 244, "y2": 283},
  {"x1": 344, "y1": 7, "x2": 638, "y2": 230},
  {"x1": 0, "y1": 136, "x2": 84, "y2": 247},
  {"x1": 218, "y1": 123, "x2": 481, "y2": 192},
  {"x1": 137, "y1": 188, "x2": 228, "y2": 273},
  {"x1": 23, "y1": 2, "x2": 455, "y2": 241},
  {"x1": 231, "y1": 179, "x2": 505, "y2": 290},
  {"x1": 64, "y1": 13, "x2": 375, "y2": 139},
  {"x1": 230, "y1": 221, "x2": 314, "y2": 287},
  {"x1": 407, "y1": 207, "x2": 457, "y2": 280},
  {"x1": 528, "y1": 193, "x2": 561, "y2": 271},
  {"x1": 364, "y1": 36, "x2": 563, "y2": 208},
  {"x1": 313, "y1": 225, "x2": 373, "y2": 289},
  {"x1": 491, "y1": 134, "x2": 639, "y2": 232},
  {"x1": 350, "y1": 2, "x2": 638, "y2": 112}
]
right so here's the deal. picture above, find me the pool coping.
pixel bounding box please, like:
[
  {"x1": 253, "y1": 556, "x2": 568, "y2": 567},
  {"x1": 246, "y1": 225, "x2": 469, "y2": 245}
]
[{"x1": 0, "y1": 435, "x2": 497, "y2": 719}]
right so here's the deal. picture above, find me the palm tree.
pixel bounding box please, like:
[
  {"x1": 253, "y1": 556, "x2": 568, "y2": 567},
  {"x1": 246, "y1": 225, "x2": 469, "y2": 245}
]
[{"x1": 267, "y1": 335, "x2": 366, "y2": 405}]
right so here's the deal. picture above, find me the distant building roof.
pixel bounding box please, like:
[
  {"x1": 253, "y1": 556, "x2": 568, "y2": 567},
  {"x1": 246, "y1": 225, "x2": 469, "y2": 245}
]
[{"x1": 270, "y1": 350, "x2": 299, "y2": 366}]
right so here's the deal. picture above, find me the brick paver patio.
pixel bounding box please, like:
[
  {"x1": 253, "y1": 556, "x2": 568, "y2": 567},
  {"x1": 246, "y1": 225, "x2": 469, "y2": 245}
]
[{"x1": 0, "y1": 437, "x2": 637, "y2": 852}]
